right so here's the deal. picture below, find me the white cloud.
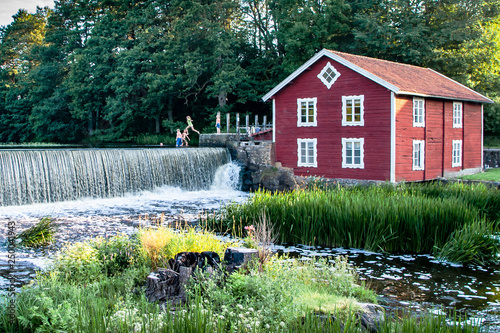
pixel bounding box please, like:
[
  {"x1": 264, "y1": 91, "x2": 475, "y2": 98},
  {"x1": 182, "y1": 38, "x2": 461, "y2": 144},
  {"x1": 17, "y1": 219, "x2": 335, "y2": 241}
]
[{"x1": 0, "y1": 0, "x2": 55, "y2": 28}]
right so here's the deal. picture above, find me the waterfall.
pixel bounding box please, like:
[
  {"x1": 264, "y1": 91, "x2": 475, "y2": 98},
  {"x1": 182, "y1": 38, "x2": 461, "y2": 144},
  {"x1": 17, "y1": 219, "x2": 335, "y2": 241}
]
[{"x1": 0, "y1": 148, "x2": 230, "y2": 207}]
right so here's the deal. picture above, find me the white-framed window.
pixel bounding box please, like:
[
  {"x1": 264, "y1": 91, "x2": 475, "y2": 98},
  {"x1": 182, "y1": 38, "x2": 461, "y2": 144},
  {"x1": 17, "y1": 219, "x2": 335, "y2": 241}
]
[
  {"x1": 413, "y1": 97, "x2": 425, "y2": 127},
  {"x1": 453, "y1": 102, "x2": 462, "y2": 128},
  {"x1": 317, "y1": 62, "x2": 340, "y2": 89},
  {"x1": 297, "y1": 138, "x2": 317, "y2": 167},
  {"x1": 412, "y1": 140, "x2": 425, "y2": 171},
  {"x1": 297, "y1": 98, "x2": 317, "y2": 127},
  {"x1": 452, "y1": 140, "x2": 462, "y2": 167},
  {"x1": 342, "y1": 95, "x2": 364, "y2": 126},
  {"x1": 341, "y1": 138, "x2": 364, "y2": 169}
]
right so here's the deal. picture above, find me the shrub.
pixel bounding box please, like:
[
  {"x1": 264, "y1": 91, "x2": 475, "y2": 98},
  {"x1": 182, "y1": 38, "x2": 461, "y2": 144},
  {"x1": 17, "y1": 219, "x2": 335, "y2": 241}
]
[
  {"x1": 52, "y1": 241, "x2": 103, "y2": 284},
  {"x1": 92, "y1": 234, "x2": 140, "y2": 276}
]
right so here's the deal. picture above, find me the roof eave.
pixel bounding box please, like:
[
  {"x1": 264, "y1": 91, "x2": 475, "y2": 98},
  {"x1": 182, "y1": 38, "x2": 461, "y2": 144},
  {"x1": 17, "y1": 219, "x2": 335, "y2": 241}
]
[{"x1": 397, "y1": 91, "x2": 494, "y2": 104}]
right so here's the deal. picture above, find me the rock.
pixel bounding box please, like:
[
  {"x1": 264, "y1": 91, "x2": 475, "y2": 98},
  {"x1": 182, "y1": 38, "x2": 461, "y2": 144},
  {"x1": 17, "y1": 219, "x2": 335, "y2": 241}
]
[
  {"x1": 223, "y1": 247, "x2": 259, "y2": 273},
  {"x1": 357, "y1": 303, "x2": 386, "y2": 332}
]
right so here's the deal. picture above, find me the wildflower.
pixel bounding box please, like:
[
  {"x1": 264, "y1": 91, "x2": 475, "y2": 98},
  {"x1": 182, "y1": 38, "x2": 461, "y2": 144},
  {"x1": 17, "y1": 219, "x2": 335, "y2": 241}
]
[
  {"x1": 265, "y1": 324, "x2": 270, "y2": 329},
  {"x1": 248, "y1": 307, "x2": 254, "y2": 312},
  {"x1": 237, "y1": 304, "x2": 244, "y2": 310},
  {"x1": 280, "y1": 321, "x2": 286, "y2": 328}
]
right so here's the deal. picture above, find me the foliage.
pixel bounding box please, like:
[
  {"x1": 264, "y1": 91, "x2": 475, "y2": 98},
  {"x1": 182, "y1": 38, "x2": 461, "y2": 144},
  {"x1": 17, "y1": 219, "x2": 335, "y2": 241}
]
[
  {"x1": 17, "y1": 216, "x2": 56, "y2": 247},
  {"x1": 51, "y1": 241, "x2": 103, "y2": 284},
  {"x1": 0, "y1": 229, "x2": 487, "y2": 333},
  {"x1": 437, "y1": 219, "x2": 500, "y2": 266},
  {"x1": 208, "y1": 182, "x2": 500, "y2": 264},
  {"x1": 92, "y1": 234, "x2": 140, "y2": 276},
  {"x1": 484, "y1": 135, "x2": 500, "y2": 148},
  {"x1": 1, "y1": 0, "x2": 499, "y2": 143},
  {"x1": 138, "y1": 226, "x2": 239, "y2": 269}
]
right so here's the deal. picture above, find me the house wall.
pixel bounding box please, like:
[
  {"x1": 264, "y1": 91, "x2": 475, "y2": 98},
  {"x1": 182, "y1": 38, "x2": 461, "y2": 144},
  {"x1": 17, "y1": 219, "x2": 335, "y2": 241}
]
[
  {"x1": 273, "y1": 56, "x2": 392, "y2": 181},
  {"x1": 396, "y1": 97, "x2": 483, "y2": 181}
]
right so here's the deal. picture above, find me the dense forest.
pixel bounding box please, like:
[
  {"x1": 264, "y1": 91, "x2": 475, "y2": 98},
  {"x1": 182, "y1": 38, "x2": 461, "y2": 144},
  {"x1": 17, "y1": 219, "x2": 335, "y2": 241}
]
[{"x1": 0, "y1": 0, "x2": 499, "y2": 144}]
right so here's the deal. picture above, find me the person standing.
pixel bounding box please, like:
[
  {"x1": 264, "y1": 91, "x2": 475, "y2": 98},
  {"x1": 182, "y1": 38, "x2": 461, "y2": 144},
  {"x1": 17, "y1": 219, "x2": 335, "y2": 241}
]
[
  {"x1": 215, "y1": 112, "x2": 221, "y2": 134},
  {"x1": 182, "y1": 129, "x2": 190, "y2": 146},
  {"x1": 186, "y1": 116, "x2": 200, "y2": 134},
  {"x1": 175, "y1": 129, "x2": 182, "y2": 147}
]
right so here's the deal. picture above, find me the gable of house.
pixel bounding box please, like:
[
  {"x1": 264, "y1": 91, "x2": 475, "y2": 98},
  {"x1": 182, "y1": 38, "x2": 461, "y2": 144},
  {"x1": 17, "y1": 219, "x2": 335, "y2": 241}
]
[{"x1": 264, "y1": 49, "x2": 491, "y2": 182}]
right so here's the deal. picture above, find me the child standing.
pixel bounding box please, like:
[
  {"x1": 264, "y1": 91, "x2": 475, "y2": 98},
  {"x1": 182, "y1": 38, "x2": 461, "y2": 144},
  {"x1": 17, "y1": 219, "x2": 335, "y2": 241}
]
[
  {"x1": 182, "y1": 129, "x2": 190, "y2": 146},
  {"x1": 175, "y1": 129, "x2": 182, "y2": 147},
  {"x1": 186, "y1": 116, "x2": 200, "y2": 134},
  {"x1": 215, "y1": 112, "x2": 221, "y2": 134}
]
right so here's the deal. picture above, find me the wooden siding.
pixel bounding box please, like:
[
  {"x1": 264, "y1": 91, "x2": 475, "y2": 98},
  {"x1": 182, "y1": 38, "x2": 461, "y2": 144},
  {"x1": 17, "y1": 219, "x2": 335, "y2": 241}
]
[
  {"x1": 396, "y1": 98, "x2": 482, "y2": 181},
  {"x1": 463, "y1": 102, "x2": 482, "y2": 169},
  {"x1": 395, "y1": 96, "x2": 425, "y2": 181},
  {"x1": 274, "y1": 56, "x2": 392, "y2": 181}
]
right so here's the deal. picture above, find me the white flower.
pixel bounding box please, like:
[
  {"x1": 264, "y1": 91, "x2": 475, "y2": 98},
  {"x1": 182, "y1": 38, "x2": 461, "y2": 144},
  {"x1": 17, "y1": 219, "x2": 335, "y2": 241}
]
[
  {"x1": 237, "y1": 304, "x2": 244, "y2": 310},
  {"x1": 248, "y1": 307, "x2": 254, "y2": 312},
  {"x1": 265, "y1": 324, "x2": 270, "y2": 329},
  {"x1": 238, "y1": 313, "x2": 244, "y2": 319},
  {"x1": 280, "y1": 321, "x2": 286, "y2": 328},
  {"x1": 219, "y1": 315, "x2": 225, "y2": 320}
]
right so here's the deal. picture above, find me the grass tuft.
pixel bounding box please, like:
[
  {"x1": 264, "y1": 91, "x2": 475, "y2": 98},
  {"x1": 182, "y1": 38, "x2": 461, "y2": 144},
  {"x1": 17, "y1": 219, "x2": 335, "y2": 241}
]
[{"x1": 17, "y1": 217, "x2": 56, "y2": 247}]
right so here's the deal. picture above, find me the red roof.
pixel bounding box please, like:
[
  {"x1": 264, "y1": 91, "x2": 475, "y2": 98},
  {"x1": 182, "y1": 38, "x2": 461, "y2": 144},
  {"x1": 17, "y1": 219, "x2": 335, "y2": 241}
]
[{"x1": 263, "y1": 49, "x2": 492, "y2": 104}]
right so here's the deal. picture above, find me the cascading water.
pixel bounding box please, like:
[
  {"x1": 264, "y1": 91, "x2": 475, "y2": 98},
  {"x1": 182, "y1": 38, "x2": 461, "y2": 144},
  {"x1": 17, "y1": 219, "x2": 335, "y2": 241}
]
[{"x1": 0, "y1": 148, "x2": 231, "y2": 206}]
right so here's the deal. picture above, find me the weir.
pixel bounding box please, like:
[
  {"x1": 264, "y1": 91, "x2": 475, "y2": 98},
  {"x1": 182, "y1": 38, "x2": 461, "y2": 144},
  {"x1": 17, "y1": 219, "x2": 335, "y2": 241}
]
[{"x1": 0, "y1": 148, "x2": 230, "y2": 207}]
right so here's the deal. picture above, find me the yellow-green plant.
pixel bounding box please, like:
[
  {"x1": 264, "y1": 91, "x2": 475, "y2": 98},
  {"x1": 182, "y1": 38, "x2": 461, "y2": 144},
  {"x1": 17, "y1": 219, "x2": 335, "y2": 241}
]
[{"x1": 138, "y1": 227, "x2": 239, "y2": 269}]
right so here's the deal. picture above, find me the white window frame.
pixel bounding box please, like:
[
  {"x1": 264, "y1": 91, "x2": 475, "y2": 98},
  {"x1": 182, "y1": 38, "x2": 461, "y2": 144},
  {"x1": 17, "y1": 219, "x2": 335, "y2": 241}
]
[
  {"x1": 342, "y1": 95, "x2": 365, "y2": 126},
  {"x1": 452, "y1": 140, "x2": 462, "y2": 167},
  {"x1": 413, "y1": 97, "x2": 425, "y2": 127},
  {"x1": 412, "y1": 140, "x2": 425, "y2": 171},
  {"x1": 453, "y1": 102, "x2": 462, "y2": 128},
  {"x1": 317, "y1": 62, "x2": 340, "y2": 89},
  {"x1": 297, "y1": 98, "x2": 317, "y2": 127},
  {"x1": 297, "y1": 138, "x2": 318, "y2": 168},
  {"x1": 341, "y1": 138, "x2": 364, "y2": 169}
]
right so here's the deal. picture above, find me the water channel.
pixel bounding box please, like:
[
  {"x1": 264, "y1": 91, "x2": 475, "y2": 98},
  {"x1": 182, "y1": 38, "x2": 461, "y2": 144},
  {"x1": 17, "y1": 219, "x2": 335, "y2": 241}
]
[{"x1": 0, "y1": 148, "x2": 498, "y2": 331}]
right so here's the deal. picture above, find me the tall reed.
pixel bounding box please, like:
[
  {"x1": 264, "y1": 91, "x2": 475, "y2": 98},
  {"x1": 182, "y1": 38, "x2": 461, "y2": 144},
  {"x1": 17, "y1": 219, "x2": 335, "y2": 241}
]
[{"x1": 209, "y1": 186, "x2": 482, "y2": 254}]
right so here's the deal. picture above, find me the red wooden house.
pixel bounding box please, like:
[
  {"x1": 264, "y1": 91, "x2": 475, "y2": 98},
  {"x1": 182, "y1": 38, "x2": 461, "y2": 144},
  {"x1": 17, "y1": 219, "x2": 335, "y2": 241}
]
[{"x1": 262, "y1": 49, "x2": 493, "y2": 182}]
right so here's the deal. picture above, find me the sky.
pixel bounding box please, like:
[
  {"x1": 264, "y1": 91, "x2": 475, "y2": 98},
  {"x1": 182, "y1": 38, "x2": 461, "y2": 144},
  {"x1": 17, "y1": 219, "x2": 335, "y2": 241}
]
[{"x1": 0, "y1": 0, "x2": 55, "y2": 28}]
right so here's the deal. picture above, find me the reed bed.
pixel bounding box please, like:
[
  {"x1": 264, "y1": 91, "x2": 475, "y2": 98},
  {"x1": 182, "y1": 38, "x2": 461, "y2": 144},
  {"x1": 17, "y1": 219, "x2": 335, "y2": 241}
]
[{"x1": 208, "y1": 183, "x2": 496, "y2": 255}]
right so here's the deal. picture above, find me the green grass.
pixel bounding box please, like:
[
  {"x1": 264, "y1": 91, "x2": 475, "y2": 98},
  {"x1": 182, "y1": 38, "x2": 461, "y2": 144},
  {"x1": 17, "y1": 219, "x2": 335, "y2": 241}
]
[
  {"x1": 458, "y1": 168, "x2": 500, "y2": 181},
  {"x1": 0, "y1": 228, "x2": 486, "y2": 332}
]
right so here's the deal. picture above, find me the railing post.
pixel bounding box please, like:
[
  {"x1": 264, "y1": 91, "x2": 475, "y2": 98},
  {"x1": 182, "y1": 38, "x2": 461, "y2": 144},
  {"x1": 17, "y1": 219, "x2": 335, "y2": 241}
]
[
  {"x1": 263, "y1": 116, "x2": 267, "y2": 130},
  {"x1": 236, "y1": 113, "x2": 240, "y2": 133},
  {"x1": 226, "y1": 113, "x2": 230, "y2": 133}
]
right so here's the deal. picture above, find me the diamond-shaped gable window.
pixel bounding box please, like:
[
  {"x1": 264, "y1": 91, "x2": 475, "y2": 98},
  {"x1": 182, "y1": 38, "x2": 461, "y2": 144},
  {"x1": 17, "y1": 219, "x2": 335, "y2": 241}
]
[{"x1": 317, "y1": 62, "x2": 340, "y2": 89}]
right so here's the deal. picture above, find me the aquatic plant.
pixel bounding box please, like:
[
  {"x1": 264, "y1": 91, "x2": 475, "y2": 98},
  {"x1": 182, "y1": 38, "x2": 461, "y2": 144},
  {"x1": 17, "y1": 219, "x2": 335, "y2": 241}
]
[
  {"x1": 210, "y1": 187, "x2": 481, "y2": 254},
  {"x1": 437, "y1": 219, "x2": 500, "y2": 266},
  {"x1": 17, "y1": 217, "x2": 56, "y2": 248}
]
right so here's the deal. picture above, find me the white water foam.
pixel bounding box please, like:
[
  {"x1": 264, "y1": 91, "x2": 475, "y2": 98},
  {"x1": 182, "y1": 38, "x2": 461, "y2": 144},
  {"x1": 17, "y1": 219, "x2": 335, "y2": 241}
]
[{"x1": 0, "y1": 162, "x2": 248, "y2": 219}]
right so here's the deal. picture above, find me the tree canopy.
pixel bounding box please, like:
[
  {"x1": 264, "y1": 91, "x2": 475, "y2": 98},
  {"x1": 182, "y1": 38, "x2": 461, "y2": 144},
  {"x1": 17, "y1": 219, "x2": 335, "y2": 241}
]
[{"x1": 0, "y1": 0, "x2": 499, "y2": 143}]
